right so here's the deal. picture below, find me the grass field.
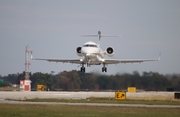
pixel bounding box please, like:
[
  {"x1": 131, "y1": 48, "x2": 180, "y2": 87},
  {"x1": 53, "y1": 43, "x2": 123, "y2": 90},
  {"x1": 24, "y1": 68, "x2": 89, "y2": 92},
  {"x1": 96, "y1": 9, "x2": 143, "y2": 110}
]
[
  {"x1": 0, "y1": 87, "x2": 22, "y2": 91},
  {"x1": 0, "y1": 103, "x2": 180, "y2": 117},
  {"x1": 2, "y1": 98, "x2": 180, "y2": 117}
]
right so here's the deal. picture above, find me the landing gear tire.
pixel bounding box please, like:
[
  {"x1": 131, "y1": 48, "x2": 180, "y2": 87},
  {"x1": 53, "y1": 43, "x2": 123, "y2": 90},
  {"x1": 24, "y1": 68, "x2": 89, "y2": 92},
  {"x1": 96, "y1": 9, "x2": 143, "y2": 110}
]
[
  {"x1": 80, "y1": 67, "x2": 85, "y2": 72},
  {"x1": 102, "y1": 67, "x2": 107, "y2": 72}
]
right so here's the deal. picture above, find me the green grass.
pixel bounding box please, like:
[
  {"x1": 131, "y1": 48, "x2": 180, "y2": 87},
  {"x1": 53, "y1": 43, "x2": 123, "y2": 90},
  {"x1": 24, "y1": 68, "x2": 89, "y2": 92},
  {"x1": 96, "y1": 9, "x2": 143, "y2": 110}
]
[
  {"x1": 0, "y1": 87, "x2": 22, "y2": 91},
  {"x1": 26, "y1": 97, "x2": 180, "y2": 105},
  {"x1": 0, "y1": 103, "x2": 180, "y2": 117}
]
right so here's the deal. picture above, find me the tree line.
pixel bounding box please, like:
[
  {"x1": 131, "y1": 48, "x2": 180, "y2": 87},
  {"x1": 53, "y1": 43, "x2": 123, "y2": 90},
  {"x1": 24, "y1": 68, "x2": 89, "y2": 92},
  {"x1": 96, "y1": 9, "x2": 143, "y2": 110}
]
[{"x1": 0, "y1": 70, "x2": 180, "y2": 91}]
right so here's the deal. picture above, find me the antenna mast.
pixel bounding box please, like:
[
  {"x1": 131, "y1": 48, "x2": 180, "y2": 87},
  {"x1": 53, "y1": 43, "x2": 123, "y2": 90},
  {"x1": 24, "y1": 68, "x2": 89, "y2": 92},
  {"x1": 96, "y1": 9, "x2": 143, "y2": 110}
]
[
  {"x1": 20, "y1": 46, "x2": 32, "y2": 91},
  {"x1": 25, "y1": 46, "x2": 32, "y2": 80}
]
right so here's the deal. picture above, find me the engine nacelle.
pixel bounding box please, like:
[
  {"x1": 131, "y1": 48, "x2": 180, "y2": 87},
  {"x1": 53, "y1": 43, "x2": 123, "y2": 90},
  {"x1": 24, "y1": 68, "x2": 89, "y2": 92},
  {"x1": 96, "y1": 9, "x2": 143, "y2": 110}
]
[
  {"x1": 76, "y1": 47, "x2": 82, "y2": 56},
  {"x1": 106, "y1": 47, "x2": 114, "y2": 57}
]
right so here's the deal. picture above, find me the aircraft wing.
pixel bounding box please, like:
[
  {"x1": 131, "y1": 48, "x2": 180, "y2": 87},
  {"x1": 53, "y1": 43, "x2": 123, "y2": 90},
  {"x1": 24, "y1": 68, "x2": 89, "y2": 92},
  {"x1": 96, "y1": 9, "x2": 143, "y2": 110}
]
[
  {"x1": 31, "y1": 56, "x2": 83, "y2": 64},
  {"x1": 31, "y1": 53, "x2": 160, "y2": 65},
  {"x1": 104, "y1": 54, "x2": 161, "y2": 64}
]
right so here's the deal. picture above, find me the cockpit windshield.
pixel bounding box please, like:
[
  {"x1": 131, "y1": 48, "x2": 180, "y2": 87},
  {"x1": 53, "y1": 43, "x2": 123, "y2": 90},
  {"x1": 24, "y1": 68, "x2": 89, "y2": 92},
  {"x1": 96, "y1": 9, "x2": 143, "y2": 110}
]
[{"x1": 83, "y1": 44, "x2": 98, "y2": 47}]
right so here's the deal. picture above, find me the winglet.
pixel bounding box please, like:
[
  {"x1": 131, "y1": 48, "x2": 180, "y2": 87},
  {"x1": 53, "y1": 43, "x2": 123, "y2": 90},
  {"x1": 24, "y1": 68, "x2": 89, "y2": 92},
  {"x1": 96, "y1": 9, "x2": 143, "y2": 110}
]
[
  {"x1": 31, "y1": 54, "x2": 33, "y2": 60},
  {"x1": 157, "y1": 52, "x2": 161, "y2": 61}
]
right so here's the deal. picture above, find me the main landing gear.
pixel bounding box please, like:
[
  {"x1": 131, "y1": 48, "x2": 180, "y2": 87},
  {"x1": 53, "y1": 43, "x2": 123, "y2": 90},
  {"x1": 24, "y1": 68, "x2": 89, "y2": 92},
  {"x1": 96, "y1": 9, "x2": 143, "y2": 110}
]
[
  {"x1": 102, "y1": 67, "x2": 107, "y2": 72},
  {"x1": 80, "y1": 67, "x2": 85, "y2": 72},
  {"x1": 102, "y1": 64, "x2": 107, "y2": 72},
  {"x1": 80, "y1": 64, "x2": 85, "y2": 72},
  {"x1": 80, "y1": 64, "x2": 107, "y2": 73}
]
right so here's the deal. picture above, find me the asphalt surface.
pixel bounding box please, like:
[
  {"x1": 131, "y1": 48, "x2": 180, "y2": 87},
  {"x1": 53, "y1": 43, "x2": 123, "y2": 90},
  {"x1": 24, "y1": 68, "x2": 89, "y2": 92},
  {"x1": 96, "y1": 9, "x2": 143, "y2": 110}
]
[
  {"x1": 0, "y1": 91, "x2": 175, "y2": 100},
  {"x1": 0, "y1": 91, "x2": 180, "y2": 108},
  {"x1": 0, "y1": 99, "x2": 180, "y2": 108},
  {"x1": 0, "y1": 91, "x2": 114, "y2": 100}
]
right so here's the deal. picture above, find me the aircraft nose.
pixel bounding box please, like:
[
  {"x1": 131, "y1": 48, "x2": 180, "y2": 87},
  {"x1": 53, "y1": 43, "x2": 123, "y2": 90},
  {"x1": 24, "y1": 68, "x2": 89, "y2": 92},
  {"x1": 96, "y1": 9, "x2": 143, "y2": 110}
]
[{"x1": 81, "y1": 48, "x2": 91, "y2": 54}]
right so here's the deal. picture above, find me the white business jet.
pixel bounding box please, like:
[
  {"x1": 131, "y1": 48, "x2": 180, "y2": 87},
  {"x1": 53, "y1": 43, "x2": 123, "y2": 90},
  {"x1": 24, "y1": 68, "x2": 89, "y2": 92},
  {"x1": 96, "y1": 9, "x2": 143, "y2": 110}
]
[{"x1": 31, "y1": 31, "x2": 160, "y2": 72}]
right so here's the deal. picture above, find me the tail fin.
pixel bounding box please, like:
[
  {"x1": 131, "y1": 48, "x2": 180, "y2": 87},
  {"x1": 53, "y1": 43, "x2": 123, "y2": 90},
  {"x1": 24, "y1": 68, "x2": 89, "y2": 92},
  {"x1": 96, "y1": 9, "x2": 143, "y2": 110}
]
[{"x1": 157, "y1": 52, "x2": 161, "y2": 61}]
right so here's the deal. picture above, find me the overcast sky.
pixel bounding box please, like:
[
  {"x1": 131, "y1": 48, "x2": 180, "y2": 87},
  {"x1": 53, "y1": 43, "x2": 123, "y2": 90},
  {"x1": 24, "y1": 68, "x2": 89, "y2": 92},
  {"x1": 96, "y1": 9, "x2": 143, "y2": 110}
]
[{"x1": 0, "y1": 0, "x2": 180, "y2": 76}]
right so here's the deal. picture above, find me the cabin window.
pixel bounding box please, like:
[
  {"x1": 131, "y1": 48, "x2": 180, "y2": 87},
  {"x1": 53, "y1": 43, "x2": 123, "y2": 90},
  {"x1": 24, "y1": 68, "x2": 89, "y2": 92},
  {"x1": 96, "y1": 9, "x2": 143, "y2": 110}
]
[{"x1": 83, "y1": 44, "x2": 97, "y2": 47}]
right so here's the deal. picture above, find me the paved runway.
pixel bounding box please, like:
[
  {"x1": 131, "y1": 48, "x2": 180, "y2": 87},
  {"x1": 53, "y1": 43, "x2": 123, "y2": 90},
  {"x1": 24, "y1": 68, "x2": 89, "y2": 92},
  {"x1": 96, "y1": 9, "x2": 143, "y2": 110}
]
[
  {"x1": 0, "y1": 91, "x2": 114, "y2": 100},
  {"x1": 0, "y1": 91, "x2": 180, "y2": 108},
  {"x1": 0, "y1": 99, "x2": 180, "y2": 108},
  {"x1": 0, "y1": 91, "x2": 175, "y2": 100}
]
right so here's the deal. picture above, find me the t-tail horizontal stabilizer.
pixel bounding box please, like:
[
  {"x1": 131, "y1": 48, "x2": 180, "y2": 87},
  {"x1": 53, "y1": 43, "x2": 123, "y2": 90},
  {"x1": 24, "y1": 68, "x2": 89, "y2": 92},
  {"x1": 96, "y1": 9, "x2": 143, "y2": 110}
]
[{"x1": 81, "y1": 31, "x2": 120, "y2": 41}]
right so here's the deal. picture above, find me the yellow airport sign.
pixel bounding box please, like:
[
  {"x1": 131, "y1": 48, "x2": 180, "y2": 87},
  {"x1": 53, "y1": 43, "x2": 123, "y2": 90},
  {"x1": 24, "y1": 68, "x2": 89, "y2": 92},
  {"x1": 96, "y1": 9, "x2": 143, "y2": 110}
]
[
  {"x1": 115, "y1": 92, "x2": 126, "y2": 100},
  {"x1": 128, "y1": 87, "x2": 136, "y2": 92},
  {"x1": 37, "y1": 85, "x2": 47, "y2": 91}
]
